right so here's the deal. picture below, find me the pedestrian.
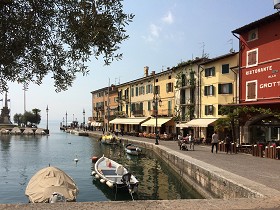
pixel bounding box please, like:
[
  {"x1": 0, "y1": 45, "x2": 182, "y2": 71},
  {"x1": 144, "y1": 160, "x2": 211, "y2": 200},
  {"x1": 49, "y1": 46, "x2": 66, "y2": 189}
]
[
  {"x1": 211, "y1": 131, "x2": 219, "y2": 153},
  {"x1": 121, "y1": 128, "x2": 124, "y2": 136},
  {"x1": 189, "y1": 133, "x2": 194, "y2": 150},
  {"x1": 225, "y1": 134, "x2": 231, "y2": 154}
]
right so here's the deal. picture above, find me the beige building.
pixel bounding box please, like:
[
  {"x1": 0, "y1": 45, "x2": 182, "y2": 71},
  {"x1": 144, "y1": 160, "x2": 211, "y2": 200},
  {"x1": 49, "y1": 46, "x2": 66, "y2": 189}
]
[
  {"x1": 197, "y1": 52, "x2": 238, "y2": 141},
  {"x1": 110, "y1": 66, "x2": 176, "y2": 136}
]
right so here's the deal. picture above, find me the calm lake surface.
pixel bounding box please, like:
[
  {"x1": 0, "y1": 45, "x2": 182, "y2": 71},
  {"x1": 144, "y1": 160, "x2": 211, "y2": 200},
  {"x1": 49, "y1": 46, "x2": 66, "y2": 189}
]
[{"x1": 0, "y1": 121, "x2": 202, "y2": 204}]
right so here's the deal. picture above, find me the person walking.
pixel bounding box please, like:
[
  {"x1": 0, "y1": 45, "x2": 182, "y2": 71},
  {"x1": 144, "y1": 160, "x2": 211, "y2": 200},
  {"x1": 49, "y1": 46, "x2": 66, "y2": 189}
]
[
  {"x1": 225, "y1": 134, "x2": 231, "y2": 154},
  {"x1": 211, "y1": 131, "x2": 219, "y2": 153}
]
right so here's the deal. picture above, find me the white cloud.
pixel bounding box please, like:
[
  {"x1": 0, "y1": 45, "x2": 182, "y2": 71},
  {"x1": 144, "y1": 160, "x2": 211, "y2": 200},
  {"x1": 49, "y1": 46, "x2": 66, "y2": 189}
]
[
  {"x1": 150, "y1": 23, "x2": 161, "y2": 38},
  {"x1": 162, "y1": 11, "x2": 173, "y2": 24}
]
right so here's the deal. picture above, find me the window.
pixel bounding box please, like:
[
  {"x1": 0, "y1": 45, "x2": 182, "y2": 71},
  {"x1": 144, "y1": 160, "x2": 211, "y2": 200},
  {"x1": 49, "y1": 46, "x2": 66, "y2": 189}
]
[
  {"x1": 248, "y1": 29, "x2": 258, "y2": 41},
  {"x1": 148, "y1": 101, "x2": 151, "y2": 111},
  {"x1": 218, "y1": 83, "x2": 233, "y2": 94},
  {"x1": 166, "y1": 82, "x2": 173, "y2": 92},
  {"x1": 246, "y1": 80, "x2": 257, "y2": 101},
  {"x1": 205, "y1": 67, "x2": 215, "y2": 77},
  {"x1": 246, "y1": 49, "x2": 258, "y2": 67},
  {"x1": 222, "y1": 64, "x2": 229, "y2": 74},
  {"x1": 168, "y1": 75, "x2": 171, "y2": 79},
  {"x1": 131, "y1": 88, "x2": 134, "y2": 97},
  {"x1": 135, "y1": 87, "x2": 139, "y2": 96},
  {"x1": 205, "y1": 105, "x2": 214, "y2": 115},
  {"x1": 146, "y1": 84, "x2": 153, "y2": 94},
  {"x1": 124, "y1": 88, "x2": 129, "y2": 99},
  {"x1": 139, "y1": 86, "x2": 145, "y2": 95},
  {"x1": 155, "y1": 85, "x2": 160, "y2": 95},
  {"x1": 204, "y1": 85, "x2": 215, "y2": 96}
]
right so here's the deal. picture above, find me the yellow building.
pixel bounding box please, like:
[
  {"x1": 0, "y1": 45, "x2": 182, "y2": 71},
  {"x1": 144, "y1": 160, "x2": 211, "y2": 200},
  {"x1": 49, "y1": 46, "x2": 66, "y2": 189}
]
[
  {"x1": 196, "y1": 52, "x2": 239, "y2": 141},
  {"x1": 90, "y1": 85, "x2": 118, "y2": 131},
  {"x1": 109, "y1": 66, "x2": 176, "y2": 137}
]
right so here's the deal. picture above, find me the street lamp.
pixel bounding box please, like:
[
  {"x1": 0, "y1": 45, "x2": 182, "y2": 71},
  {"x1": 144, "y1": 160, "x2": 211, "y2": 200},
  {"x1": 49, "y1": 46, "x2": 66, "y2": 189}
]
[
  {"x1": 65, "y1": 111, "x2": 68, "y2": 130},
  {"x1": 46, "y1": 105, "x2": 49, "y2": 133},
  {"x1": 83, "y1": 108, "x2": 85, "y2": 128},
  {"x1": 152, "y1": 94, "x2": 162, "y2": 145}
]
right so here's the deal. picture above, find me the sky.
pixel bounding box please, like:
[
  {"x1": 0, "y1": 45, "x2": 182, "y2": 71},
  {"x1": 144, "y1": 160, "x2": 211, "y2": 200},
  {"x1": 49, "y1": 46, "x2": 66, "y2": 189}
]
[{"x1": 2, "y1": 0, "x2": 277, "y2": 125}]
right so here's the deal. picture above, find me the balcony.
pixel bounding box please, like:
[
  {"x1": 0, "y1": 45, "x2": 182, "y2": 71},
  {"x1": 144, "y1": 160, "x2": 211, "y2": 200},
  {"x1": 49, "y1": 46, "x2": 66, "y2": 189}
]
[
  {"x1": 180, "y1": 79, "x2": 196, "y2": 89},
  {"x1": 132, "y1": 110, "x2": 144, "y2": 117},
  {"x1": 149, "y1": 109, "x2": 174, "y2": 117}
]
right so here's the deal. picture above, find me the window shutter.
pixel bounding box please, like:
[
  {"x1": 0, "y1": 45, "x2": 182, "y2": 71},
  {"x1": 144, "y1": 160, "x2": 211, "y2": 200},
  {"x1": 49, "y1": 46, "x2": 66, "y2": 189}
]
[
  {"x1": 171, "y1": 82, "x2": 173, "y2": 92},
  {"x1": 140, "y1": 102, "x2": 143, "y2": 111},
  {"x1": 212, "y1": 67, "x2": 215, "y2": 76},
  {"x1": 166, "y1": 83, "x2": 169, "y2": 92},
  {"x1": 218, "y1": 84, "x2": 221, "y2": 94},
  {"x1": 210, "y1": 85, "x2": 215, "y2": 95},
  {"x1": 229, "y1": 83, "x2": 233, "y2": 94},
  {"x1": 205, "y1": 106, "x2": 208, "y2": 115},
  {"x1": 204, "y1": 87, "x2": 207, "y2": 96}
]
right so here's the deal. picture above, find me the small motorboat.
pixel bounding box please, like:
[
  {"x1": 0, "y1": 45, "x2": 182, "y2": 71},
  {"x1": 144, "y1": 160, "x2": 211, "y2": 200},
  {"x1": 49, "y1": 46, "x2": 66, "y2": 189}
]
[
  {"x1": 100, "y1": 133, "x2": 121, "y2": 145},
  {"x1": 125, "y1": 144, "x2": 142, "y2": 156},
  {"x1": 25, "y1": 166, "x2": 79, "y2": 203},
  {"x1": 92, "y1": 155, "x2": 139, "y2": 194}
]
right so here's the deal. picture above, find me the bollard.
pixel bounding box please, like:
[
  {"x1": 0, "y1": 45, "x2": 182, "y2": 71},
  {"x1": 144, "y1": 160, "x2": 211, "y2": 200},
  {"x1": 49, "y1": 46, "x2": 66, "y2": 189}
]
[
  {"x1": 276, "y1": 146, "x2": 280, "y2": 159},
  {"x1": 259, "y1": 144, "x2": 264, "y2": 157},
  {"x1": 265, "y1": 146, "x2": 269, "y2": 158},
  {"x1": 253, "y1": 145, "x2": 257, "y2": 156}
]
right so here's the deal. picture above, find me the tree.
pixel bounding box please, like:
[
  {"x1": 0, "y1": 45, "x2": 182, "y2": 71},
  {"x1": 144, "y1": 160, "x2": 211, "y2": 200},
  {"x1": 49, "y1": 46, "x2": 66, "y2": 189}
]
[
  {"x1": 0, "y1": 0, "x2": 134, "y2": 92},
  {"x1": 13, "y1": 108, "x2": 41, "y2": 126}
]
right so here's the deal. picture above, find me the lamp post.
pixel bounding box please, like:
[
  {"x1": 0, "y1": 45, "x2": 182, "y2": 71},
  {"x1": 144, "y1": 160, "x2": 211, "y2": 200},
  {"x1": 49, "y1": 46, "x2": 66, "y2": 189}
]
[
  {"x1": 83, "y1": 108, "x2": 85, "y2": 129},
  {"x1": 152, "y1": 94, "x2": 162, "y2": 145},
  {"x1": 46, "y1": 105, "x2": 49, "y2": 133},
  {"x1": 65, "y1": 111, "x2": 68, "y2": 130}
]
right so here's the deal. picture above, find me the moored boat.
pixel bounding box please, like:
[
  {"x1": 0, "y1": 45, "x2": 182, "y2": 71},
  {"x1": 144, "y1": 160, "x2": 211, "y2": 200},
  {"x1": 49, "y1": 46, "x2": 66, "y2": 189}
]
[
  {"x1": 100, "y1": 133, "x2": 121, "y2": 145},
  {"x1": 125, "y1": 143, "x2": 142, "y2": 156},
  {"x1": 25, "y1": 166, "x2": 79, "y2": 203},
  {"x1": 92, "y1": 155, "x2": 139, "y2": 194}
]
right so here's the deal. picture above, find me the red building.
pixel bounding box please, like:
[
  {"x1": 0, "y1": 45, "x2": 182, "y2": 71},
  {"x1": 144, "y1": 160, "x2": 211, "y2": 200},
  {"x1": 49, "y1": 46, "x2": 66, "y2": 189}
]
[{"x1": 232, "y1": 12, "x2": 280, "y2": 144}]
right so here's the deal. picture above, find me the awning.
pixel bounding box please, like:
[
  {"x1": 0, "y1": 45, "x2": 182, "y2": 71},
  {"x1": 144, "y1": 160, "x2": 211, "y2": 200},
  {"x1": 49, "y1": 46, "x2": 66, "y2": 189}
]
[
  {"x1": 141, "y1": 118, "x2": 172, "y2": 127},
  {"x1": 176, "y1": 118, "x2": 219, "y2": 128},
  {"x1": 91, "y1": 122, "x2": 103, "y2": 127},
  {"x1": 109, "y1": 117, "x2": 149, "y2": 125}
]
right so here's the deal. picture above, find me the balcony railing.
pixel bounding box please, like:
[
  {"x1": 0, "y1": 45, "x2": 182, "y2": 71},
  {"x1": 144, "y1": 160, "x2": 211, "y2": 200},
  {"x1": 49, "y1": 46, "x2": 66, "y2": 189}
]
[
  {"x1": 132, "y1": 110, "x2": 144, "y2": 117},
  {"x1": 149, "y1": 109, "x2": 174, "y2": 117}
]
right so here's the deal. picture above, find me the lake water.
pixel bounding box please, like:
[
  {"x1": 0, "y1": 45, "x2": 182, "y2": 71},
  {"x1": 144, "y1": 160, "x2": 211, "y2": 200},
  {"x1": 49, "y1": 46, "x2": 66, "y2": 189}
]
[{"x1": 0, "y1": 121, "x2": 202, "y2": 203}]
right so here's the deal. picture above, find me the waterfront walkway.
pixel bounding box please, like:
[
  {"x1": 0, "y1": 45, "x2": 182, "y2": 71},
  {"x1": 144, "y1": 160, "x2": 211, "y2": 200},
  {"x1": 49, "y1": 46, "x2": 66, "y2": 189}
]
[
  {"x1": 111, "y1": 132, "x2": 280, "y2": 193},
  {"x1": 1, "y1": 130, "x2": 280, "y2": 210}
]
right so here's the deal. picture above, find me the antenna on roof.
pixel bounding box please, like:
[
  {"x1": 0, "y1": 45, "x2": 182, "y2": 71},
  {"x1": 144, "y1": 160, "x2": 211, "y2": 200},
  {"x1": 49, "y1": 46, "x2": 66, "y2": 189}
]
[
  {"x1": 228, "y1": 39, "x2": 234, "y2": 53},
  {"x1": 199, "y1": 42, "x2": 205, "y2": 58}
]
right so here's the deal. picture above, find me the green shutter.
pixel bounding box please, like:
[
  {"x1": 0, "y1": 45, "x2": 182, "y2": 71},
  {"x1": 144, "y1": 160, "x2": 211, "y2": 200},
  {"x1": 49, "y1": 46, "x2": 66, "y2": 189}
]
[
  {"x1": 218, "y1": 84, "x2": 221, "y2": 94},
  {"x1": 229, "y1": 83, "x2": 233, "y2": 94}
]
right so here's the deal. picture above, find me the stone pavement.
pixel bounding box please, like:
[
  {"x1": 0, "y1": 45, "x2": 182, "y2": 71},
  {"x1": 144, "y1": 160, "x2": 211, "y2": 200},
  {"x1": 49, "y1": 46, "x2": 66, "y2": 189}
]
[
  {"x1": 1, "y1": 130, "x2": 280, "y2": 210},
  {"x1": 94, "y1": 131, "x2": 280, "y2": 194}
]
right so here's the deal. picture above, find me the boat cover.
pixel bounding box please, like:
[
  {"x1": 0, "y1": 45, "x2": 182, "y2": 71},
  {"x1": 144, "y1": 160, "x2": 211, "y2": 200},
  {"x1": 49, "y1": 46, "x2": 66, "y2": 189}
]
[{"x1": 25, "y1": 166, "x2": 79, "y2": 203}]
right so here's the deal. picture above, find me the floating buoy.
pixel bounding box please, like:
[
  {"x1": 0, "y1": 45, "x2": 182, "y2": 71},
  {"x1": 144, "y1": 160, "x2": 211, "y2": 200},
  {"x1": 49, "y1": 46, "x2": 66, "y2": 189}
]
[
  {"x1": 91, "y1": 156, "x2": 99, "y2": 163},
  {"x1": 95, "y1": 174, "x2": 99, "y2": 179},
  {"x1": 91, "y1": 171, "x2": 96, "y2": 176},
  {"x1": 100, "y1": 179, "x2": 106, "y2": 184},
  {"x1": 74, "y1": 155, "x2": 79, "y2": 164},
  {"x1": 106, "y1": 181, "x2": 114, "y2": 188}
]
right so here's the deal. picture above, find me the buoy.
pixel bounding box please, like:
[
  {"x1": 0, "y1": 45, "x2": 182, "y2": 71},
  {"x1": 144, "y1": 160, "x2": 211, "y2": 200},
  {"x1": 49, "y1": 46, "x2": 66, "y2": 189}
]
[
  {"x1": 95, "y1": 174, "x2": 99, "y2": 179},
  {"x1": 74, "y1": 155, "x2": 79, "y2": 163},
  {"x1": 100, "y1": 179, "x2": 106, "y2": 184},
  {"x1": 106, "y1": 181, "x2": 114, "y2": 188},
  {"x1": 91, "y1": 171, "x2": 96, "y2": 176},
  {"x1": 91, "y1": 156, "x2": 99, "y2": 163}
]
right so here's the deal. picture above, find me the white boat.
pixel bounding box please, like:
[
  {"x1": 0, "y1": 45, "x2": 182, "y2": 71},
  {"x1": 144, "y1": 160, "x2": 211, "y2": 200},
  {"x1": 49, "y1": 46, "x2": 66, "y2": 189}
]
[
  {"x1": 25, "y1": 166, "x2": 79, "y2": 203},
  {"x1": 100, "y1": 133, "x2": 121, "y2": 145},
  {"x1": 92, "y1": 155, "x2": 139, "y2": 194},
  {"x1": 125, "y1": 144, "x2": 142, "y2": 156}
]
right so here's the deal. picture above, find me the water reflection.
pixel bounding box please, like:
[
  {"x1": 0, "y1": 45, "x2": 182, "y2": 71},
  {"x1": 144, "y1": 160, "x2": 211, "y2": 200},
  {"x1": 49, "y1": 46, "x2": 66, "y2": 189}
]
[{"x1": 0, "y1": 124, "x2": 202, "y2": 204}]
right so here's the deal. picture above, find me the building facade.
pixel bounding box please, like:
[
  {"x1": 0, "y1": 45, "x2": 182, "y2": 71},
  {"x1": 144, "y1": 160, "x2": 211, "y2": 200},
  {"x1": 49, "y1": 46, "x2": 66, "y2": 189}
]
[{"x1": 232, "y1": 12, "x2": 280, "y2": 143}]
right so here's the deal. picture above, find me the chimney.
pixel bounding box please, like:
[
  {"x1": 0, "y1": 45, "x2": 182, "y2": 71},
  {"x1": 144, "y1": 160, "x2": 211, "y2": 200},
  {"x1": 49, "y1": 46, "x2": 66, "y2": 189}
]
[
  {"x1": 144, "y1": 66, "x2": 149, "y2": 77},
  {"x1": 151, "y1": 70, "x2": 155, "y2": 76}
]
